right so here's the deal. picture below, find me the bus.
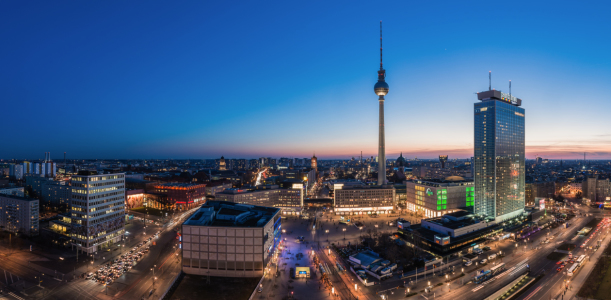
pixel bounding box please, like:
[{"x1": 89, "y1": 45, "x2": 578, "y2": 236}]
[
  {"x1": 576, "y1": 255, "x2": 586, "y2": 266},
  {"x1": 567, "y1": 255, "x2": 587, "y2": 276},
  {"x1": 474, "y1": 270, "x2": 491, "y2": 284},
  {"x1": 567, "y1": 264, "x2": 579, "y2": 276}
]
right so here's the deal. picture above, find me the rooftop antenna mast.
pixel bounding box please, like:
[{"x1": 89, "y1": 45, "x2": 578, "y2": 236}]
[
  {"x1": 380, "y1": 21, "x2": 383, "y2": 70},
  {"x1": 489, "y1": 71, "x2": 491, "y2": 90},
  {"x1": 509, "y1": 80, "x2": 512, "y2": 97}
]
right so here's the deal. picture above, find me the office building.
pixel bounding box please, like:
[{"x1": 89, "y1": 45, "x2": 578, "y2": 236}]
[
  {"x1": 25, "y1": 175, "x2": 52, "y2": 198},
  {"x1": 181, "y1": 201, "x2": 281, "y2": 277},
  {"x1": 249, "y1": 159, "x2": 259, "y2": 169},
  {"x1": 582, "y1": 177, "x2": 610, "y2": 203},
  {"x1": 333, "y1": 185, "x2": 395, "y2": 215},
  {"x1": 205, "y1": 182, "x2": 233, "y2": 197},
  {"x1": 70, "y1": 172, "x2": 125, "y2": 253},
  {"x1": 400, "y1": 211, "x2": 501, "y2": 255},
  {"x1": 41, "y1": 180, "x2": 72, "y2": 210},
  {"x1": 22, "y1": 161, "x2": 31, "y2": 174},
  {"x1": 439, "y1": 155, "x2": 448, "y2": 169},
  {"x1": 405, "y1": 177, "x2": 474, "y2": 218},
  {"x1": 525, "y1": 181, "x2": 556, "y2": 206},
  {"x1": 9, "y1": 164, "x2": 23, "y2": 180},
  {"x1": 0, "y1": 187, "x2": 25, "y2": 197},
  {"x1": 216, "y1": 184, "x2": 303, "y2": 215},
  {"x1": 0, "y1": 195, "x2": 39, "y2": 236},
  {"x1": 412, "y1": 165, "x2": 473, "y2": 180},
  {"x1": 474, "y1": 85, "x2": 525, "y2": 221}
]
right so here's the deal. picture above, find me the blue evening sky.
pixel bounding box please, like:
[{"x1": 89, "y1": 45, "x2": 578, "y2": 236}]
[{"x1": 1, "y1": 0, "x2": 610, "y2": 160}]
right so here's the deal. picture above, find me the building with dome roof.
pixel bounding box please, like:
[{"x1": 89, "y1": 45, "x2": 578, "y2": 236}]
[
  {"x1": 219, "y1": 156, "x2": 226, "y2": 171},
  {"x1": 395, "y1": 153, "x2": 406, "y2": 167}
]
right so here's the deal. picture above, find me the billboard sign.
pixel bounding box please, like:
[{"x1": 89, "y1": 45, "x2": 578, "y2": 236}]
[{"x1": 539, "y1": 199, "x2": 545, "y2": 210}]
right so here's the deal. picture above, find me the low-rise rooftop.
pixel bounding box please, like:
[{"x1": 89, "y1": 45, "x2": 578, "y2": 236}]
[
  {"x1": 183, "y1": 201, "x2": 279, "y2": 228},
  {"x1": 156, "y1": 182, "x2": 205, "y2": 188}
]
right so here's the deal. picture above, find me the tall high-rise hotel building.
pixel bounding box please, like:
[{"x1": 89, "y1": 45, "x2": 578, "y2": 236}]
[
  {"x1": 70, "y1": 172, "x2": 125, "y2": 253},
  {"x1": 474, "y1": 85, "x2": 525, "y2": 222}
]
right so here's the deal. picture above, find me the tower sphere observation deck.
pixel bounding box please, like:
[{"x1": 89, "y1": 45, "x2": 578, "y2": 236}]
[{"x1": 374, "y1": 79, "x2": 389, "y2": 96}]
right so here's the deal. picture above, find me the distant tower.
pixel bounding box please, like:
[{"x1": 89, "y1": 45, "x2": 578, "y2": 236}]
[
  {"x1": 374, "y1": 21, "x2": 389, "y2": 186},
  {"x1": 219, "y1": 156, "x2": 226, "y2": 171},
  {"x1": 439, "y1": 155, "x2": 448, "y2": 169},
  {"x1": 311, "y1": 153, "x2": 318, "y2": 170}
]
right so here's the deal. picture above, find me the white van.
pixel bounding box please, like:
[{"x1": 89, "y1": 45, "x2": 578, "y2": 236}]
[
  {"x1": 480, "y1": 258, "x2": 488, "y2": 264},
  {"x1": 488, "y1": 254, "x2": 497, "y2": 260},
  {"x1": 464, "y1": 260, "x2": 473, "y2": 267}
]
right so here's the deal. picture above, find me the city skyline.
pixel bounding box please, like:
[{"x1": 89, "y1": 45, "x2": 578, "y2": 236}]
[{"x1": 2, "y1": 1, "x2": 611, "y2": 160}]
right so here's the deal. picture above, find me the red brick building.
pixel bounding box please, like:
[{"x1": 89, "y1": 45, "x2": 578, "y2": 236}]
[{"x1": 150, "y1": 183, "x2": 206, "y2": 210}]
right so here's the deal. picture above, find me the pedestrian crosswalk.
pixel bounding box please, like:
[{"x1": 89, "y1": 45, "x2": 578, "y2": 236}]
[
  {"x1": 9, "y1": 292, "x2": 25, "y2": 300},
  {"x1": 472, "y1": 259, "x2": 528, "y2": 292}
]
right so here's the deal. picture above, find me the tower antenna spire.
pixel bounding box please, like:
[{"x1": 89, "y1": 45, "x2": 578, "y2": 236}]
[
  {"x1": 380, "y1": 21, "x2": 383, "y2": 70},
  {"x1": 509, "y1": 80, "x2": 512, "y2": 97},
  {"x1": 489, "y1": 71, "x2": 491, "y2": 91}
]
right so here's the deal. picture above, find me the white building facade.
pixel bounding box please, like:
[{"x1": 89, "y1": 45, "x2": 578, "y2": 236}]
[
  {"x1": 333, "y1": 185, "x2": 395, "y2": 215},
  {"x1": 181, "y1": 201, "x2": 281, "y2": 277},
  {"x1": 70, "y1": 172, "x2": 125, "y2": 253}
]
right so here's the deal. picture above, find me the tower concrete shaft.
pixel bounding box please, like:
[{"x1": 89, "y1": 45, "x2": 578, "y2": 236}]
[{"x1": 378, "y1": 95, "x2": 386, "y2": 185}]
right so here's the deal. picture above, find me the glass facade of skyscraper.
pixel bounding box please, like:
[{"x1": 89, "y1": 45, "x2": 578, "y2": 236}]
[{"x1": 474, "y1": 95, "x2": 525, "y2": 221}]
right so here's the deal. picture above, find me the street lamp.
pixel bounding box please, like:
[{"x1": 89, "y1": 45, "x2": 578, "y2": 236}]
[
  {"x1": 325, "y1": 229, "x2": 329, "y2": 242},
  {"x1": 343, "y1": 228, "x2": 346, "y2": 240}
]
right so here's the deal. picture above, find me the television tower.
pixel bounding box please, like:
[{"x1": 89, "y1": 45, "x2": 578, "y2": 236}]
[{"x1": 374, "y1": 21, "x2": 389, "y2": 185}]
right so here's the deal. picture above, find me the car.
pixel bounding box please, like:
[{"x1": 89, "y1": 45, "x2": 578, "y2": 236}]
[
  {"x1": 257, "y1": 288, "x2": 263, "y2": 293},
  {"x1": 480, "y1": 259, "x2": 488, "y2": 264},
  {"x1": 464, "y1": 261, "x2": 473, "y2": 267},
  {"x1": 556, "y1": 261, "x2": 564, "y2": 265},
  {"x1": 557, "y1": 267, "x2": 563, "y2": 272},
  {"x1": 483, "y1": 246, "x2": 491, "y2": 251},
  {"x1": 488, "y1": 254, "x2": 497, "y2": 260}
]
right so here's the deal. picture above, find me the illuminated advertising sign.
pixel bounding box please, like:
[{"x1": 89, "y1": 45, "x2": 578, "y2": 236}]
[
  {"x1": 500, "y1": 92, "x2": 519, "y2": 105},
  {"x1": 540, "y1": 199, "x2": 545, "y2": 210},
  {"x1": 397, "y1": 221, "x2": 410, "y2": 230},
  {"x1": 426, "y1": 188, "x2": 433, "y2": 197},
  {"x1": 434, "y1": 235, "x2": 450, "y2": 245}
]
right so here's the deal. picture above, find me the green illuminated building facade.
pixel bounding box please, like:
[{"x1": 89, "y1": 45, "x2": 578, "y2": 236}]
[{"x1": 405, "y1": 177, "x2": 474, "y2": 218}]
